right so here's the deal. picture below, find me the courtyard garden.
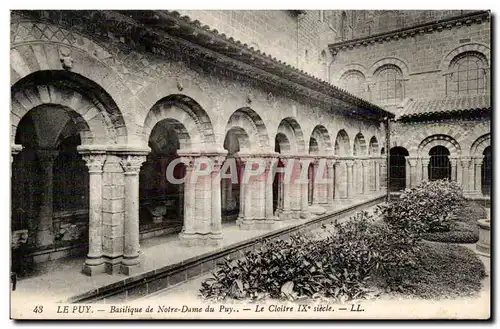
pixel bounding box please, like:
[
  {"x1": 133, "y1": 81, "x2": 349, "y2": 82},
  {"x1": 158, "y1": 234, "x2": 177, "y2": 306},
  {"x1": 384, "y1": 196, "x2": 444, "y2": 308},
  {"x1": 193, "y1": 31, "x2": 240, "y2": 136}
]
[{"x1": 200, "y1": 180, "x2": 488, "y2": 302}]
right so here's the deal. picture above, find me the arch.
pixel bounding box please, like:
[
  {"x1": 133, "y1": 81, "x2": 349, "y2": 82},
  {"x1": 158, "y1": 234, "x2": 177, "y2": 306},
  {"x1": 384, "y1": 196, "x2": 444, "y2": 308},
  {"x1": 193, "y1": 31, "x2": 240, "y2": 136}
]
[
  {"x1": 275, "y1": 133, "x2": 291, "y2": 154},
  {"x1": 309, "y1": 137, "x2": 319, "y2": 155},
  {"x1": 482, "y1": 146, "x2": 492, "y2": 196},
  {"x1": 334, "y1": 63, "x2": 368, "y2": 83},
  {"x1": 369, "y1": 136, "x2": 379, "y2": 155},
  {"x1": 224, "y1": 127, "x2": 251, "y2": 153},
  {"x1": 334, "y1": 129, "x2": 351, "y2": 156},
  {"x1": 446, "y1": 51, "x2": 489, "y2": 96},
  {"x1": 389, "y1": 146, "x2": 409, "y2": 191},
  {"x1": 418, "y1": 134, "x2": 461, "y2": 157},
  {"x1": 276, "y1": 117, "x2": 305, "y2": 154},
  {"x1": 428, "y1": 146, "x2": 451, "y2": 181},
  {"x1": 310, "y1": 125, "x2": 333, "y2": 154},
  {"x1": 225, "y1": 107, "x2": 270, "y2": 152},
  {"x1": 353, "y1": 132, "x2": 367, "y2": 156},
  {"x1": 11, "y1": 70, "x2": 127, "y2": 146},
  {"x1": 339, "y1": 70, "x2": 366, "y2": 98},
  {"x1": 471, "y1": 133, "x2": 491, "y2": 156},
  {"x1": 369, "y1": 57, "x2": 410, "y2": 79},
  {"x1": 439, "y1": 43, "x2": 491, "y2": 72},
  {"x1": 143, "y1": 94, "x2": 215, "y2": 151},
  {"x1": 10, "y1": 38, "x2": 134, "y2": 140}
]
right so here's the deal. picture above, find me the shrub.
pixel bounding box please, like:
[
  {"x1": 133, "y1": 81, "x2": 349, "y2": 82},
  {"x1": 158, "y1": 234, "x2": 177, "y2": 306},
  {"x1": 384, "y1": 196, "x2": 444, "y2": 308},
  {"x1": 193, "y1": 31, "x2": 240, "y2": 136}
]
[
  {"x1": 379, "y1": 179, "x2": 466, "y2": 235},
  {"x1": 200, "y1": 211, "x2": 419, "y2": 301}
]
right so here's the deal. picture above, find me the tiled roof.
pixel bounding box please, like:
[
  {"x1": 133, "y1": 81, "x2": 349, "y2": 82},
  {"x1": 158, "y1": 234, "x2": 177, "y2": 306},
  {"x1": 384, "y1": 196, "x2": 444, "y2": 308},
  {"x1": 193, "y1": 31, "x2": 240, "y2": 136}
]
[{"x1": 399, "y1": 94, "x2": 491, "y2": 119}]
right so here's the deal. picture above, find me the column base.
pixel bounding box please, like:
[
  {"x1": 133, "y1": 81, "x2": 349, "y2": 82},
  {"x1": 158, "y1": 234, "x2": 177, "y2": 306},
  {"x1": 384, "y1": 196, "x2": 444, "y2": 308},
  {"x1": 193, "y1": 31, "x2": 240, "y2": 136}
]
[
  {"x1": 300, "y1": 210, "x2": 311, "y2": 220},
  {"x1": 36, "y1": 229, "x2": 54, "y2": 248},
  {"x1": 104, "y1": 256, "x2": 123, "y2": 275},
  {"x1": 309, "y1": 204, "x2": 326, "y2": 216},
  {"x1": 179, "y1": 232, "x2": 222, "y2": 247},
  {"x1": 82, "y1": 261, "x2": 106, "y2": 276},
  {"x1": 120, "y1": 256, "x2": 141, "y2": 276},
  {"x1": 238, "y1": 217, "x2": 276, "y2": 230}
]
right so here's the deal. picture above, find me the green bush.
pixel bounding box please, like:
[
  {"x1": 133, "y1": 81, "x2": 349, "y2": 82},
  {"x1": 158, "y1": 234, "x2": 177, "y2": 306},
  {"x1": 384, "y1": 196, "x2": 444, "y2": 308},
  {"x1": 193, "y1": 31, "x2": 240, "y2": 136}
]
[
  {"x1": 379, "y1": 180, "x2": 466, "y2": 235},
  {"x1": 200, "y1": 211, "x2": 418, "y2": 301}
]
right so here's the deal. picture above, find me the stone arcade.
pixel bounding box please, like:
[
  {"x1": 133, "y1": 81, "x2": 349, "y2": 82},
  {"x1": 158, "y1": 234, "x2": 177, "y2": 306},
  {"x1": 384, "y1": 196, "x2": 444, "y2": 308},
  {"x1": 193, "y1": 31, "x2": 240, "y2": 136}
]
[{"x1": 10, "y1": 10, "x2": 392, "y2": 279}]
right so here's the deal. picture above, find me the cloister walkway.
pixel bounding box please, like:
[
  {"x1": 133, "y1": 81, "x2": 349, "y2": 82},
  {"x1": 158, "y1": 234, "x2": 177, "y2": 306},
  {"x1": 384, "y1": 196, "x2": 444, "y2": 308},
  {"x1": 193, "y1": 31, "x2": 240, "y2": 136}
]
[{"x1": 10, "y1": 194, "x2": 384, "y2": 305}]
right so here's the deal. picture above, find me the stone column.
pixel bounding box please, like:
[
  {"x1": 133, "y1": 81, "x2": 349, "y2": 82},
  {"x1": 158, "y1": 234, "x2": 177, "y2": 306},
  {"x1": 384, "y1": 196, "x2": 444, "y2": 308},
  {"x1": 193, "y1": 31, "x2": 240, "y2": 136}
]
[
  {"x1": 345, "y1": 159, "x2": 354, "y2": 199},
  {"x1": 265, "y1": 155, "x2": 278, "y2": 221},
  {"x1": 36, "y1": 150, "x2": 59, "y2": 248},
  {"x1": 405, "y1": 158, "x2": 411, "y2": 188},
  {"x1": 460, "y1": 157, "x2": 473, "y2": 194},
  {"x1": 421, "y1": 157, "x2": 430, "y2": 182},
  {"x1": 80, "y1": 150, "x2": 106, "y2": 276},
  {"x1": 473, "y1": 156, "x2": 484, "y2": 195},
  {"x1": 326, "y1": 158, "x2": 335, "y2": 208},
  {"x1": 362, "y1": 158, "x2": 370, "y2": 195},
  {"x1": 312, "y1": 159, "x2": 321, "y2": 205},
  {"x1": 407, "y1": 157, "x2": 418, "y2": 188},
  {"x1": 379, "y1": 156, "x2": 387, "y2": 193},
  {"x1": 449, "y1": 157, "x2": 458, "y2": 182},
  {"x1": 238, "y1": 154, "x2": 275, "y2": 229},
  {"x1": 374, "y1": 157, "x2": 380, "y2": 192},
  {"x1": 210, "y1": 155, "x2": 225, "y2": 241},
  {"x1": 119, "y1": 154, "x2": 147, "y2": 275},
  {"x1": 299, "y1": 157, "x2": 312, "y2": 219}
]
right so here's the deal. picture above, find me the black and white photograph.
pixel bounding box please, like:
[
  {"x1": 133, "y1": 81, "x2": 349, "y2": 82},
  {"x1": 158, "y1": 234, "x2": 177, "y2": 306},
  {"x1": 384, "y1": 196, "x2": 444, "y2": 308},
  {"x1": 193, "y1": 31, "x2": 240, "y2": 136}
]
[{"x1": 6, "y1": 6, "x2": 492, "y2": 320}]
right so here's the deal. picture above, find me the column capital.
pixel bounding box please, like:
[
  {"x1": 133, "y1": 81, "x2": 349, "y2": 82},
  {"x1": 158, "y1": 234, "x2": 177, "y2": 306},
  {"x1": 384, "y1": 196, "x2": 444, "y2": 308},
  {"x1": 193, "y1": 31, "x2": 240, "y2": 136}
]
[
  {"x1": 81, "y1": 151, "x2": 106, "y2": 173},
  {"x1": 119, "y1": 154, "x2": 147, "y2": 173},
  {"x1": 37, "y1": 149, "x2": 60, "y2": 164},
  {"x1": 345, "y1": 159, "x2": 355, "y2": 167},
  {"x1": 407, "y1": 157, "x2": 418, "y2": 167},
  {"x1": 421, "y1": 157, "x2": 430, "y2": 165},
  {"x1": 460, "y1": 156, "x2": 472, "y2": 167},
  {"x1": 472, "y1": 155, "x2": 484, "y2": 163},
  {"x1": 11, "y1": 144, "x2": 23, "y2": 155}
]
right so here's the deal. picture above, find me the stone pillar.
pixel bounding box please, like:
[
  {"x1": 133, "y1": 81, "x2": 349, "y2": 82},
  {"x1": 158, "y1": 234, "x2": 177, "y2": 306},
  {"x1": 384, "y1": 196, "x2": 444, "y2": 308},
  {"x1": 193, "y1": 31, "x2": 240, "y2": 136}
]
[
  {"x1": 36, "y1": 150, "x2": 59, "y2": 248},
  {"x1": 374, "y1": 157, "x2": 380, "y2": 192},
  {"x1": 407, "y1": 157, "x2": 418, "y2": 188},
  {"x1": 421, "y1": 157, "x2": 430, "y2": 182},
  {"x1": 345, "y1": 159, "x2": 354, "y2": 199},
  {"x1": 326, "y1": 158, "x2": 335, "y2": 208},
  {"x1": 179, "y1": 151, "x2": 227, "y2": 244},
  {"x1": 278, "y1": 156, "x2": 302, "y2": 220},
  {"x1": 119, "y1": 153, "x2": 147, "y2": 275},
  {"x1": 299, "y1": 157, "x2": 313, "y2": 219},
  {"x1": 210, "y1": 155, "x2": 225, "y2": 241},
  {"x1": 460, "y1": 157, "x2": 473, "y2": 194},
  {"x1": 379, "y1": 156, "x2": 387, "y2": 193},
  {"x1": 473, "y1": 156, "x2": 484, "y2": 195},
  {"x1": 405, "y1": 158, "x2": 411, "y2": 188},
  {"x1": 312, "y1": 159, "x2": 321, "y2": 205},
  {"x1": 265, "y1": 155, "x2": 278, "y2": 221},
  {"x1": 449, "y1": 157, "x2": 458, "y2": 182},
  {"x1": 238, "y1": 154, "x2": 276, "y2": 229},
  {"x1": 362, "y1": 158, "x2": 370, "y2": 195},
  {"x1": 80, "y1": 150, "x2": 107, "y2": 276}
]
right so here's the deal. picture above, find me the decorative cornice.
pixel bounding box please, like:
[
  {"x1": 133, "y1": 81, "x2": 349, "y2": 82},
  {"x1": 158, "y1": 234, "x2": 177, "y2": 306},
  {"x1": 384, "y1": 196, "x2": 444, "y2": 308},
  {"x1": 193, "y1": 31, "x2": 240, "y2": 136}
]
[
  {"x1": 328, "y1": 10, "x2": 490, "y2": 55},
  {"x1": 12, "y1": 10, "x2": 394, "y2": 120}
]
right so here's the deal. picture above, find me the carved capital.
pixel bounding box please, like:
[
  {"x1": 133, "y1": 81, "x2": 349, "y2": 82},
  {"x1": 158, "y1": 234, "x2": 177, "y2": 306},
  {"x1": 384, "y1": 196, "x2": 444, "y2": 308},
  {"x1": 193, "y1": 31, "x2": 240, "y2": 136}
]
[
  {"x1": 119, "y1": 154, "x2": 147, "y2": 173},
  {"x1": 81, "y1": 152, "x2": 106, "y2": 173},
  {"x1": 460, "y1": 157, "x2": 472, "y2": 168}
]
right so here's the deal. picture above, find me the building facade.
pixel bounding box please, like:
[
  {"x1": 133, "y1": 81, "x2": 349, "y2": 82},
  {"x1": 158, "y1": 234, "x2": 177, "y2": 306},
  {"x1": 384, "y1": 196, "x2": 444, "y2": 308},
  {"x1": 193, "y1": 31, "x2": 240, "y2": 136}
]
[
  {"x1": 329, "y1": 10, "x2": 491, "y2": 197},
  {"x1": 10, "y1": 10, "x2": 392, "y2": 277}
]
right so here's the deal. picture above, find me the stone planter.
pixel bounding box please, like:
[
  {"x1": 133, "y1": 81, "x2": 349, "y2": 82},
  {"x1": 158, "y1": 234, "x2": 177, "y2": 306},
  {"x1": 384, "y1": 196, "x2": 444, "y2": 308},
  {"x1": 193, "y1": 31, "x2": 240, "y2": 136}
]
[{"x1": 476, "y1": 219, "x2": 490, "y2": 255}]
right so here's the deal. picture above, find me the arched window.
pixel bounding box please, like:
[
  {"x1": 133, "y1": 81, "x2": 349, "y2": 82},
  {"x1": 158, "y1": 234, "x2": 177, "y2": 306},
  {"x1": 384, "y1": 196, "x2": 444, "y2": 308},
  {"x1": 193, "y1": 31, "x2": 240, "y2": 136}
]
[
  {"x1": 429, "y1": 146, "x2": 451, "y2": 181},
  {"x1": 389, "y1": 147, "x2": 408, "y2": 191},
  {"x1": 448, "y1": 52, "x2": 489, "y2": 95},
  {"x1": 340, "y1": 70, "x2": 366, "y2": 98},
  {"x1": 482, "y1": 146, "x2": 492, "y2": 196},
  {"x1": 375, "y1": 65, "x2": 403, "y2": 104}
]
